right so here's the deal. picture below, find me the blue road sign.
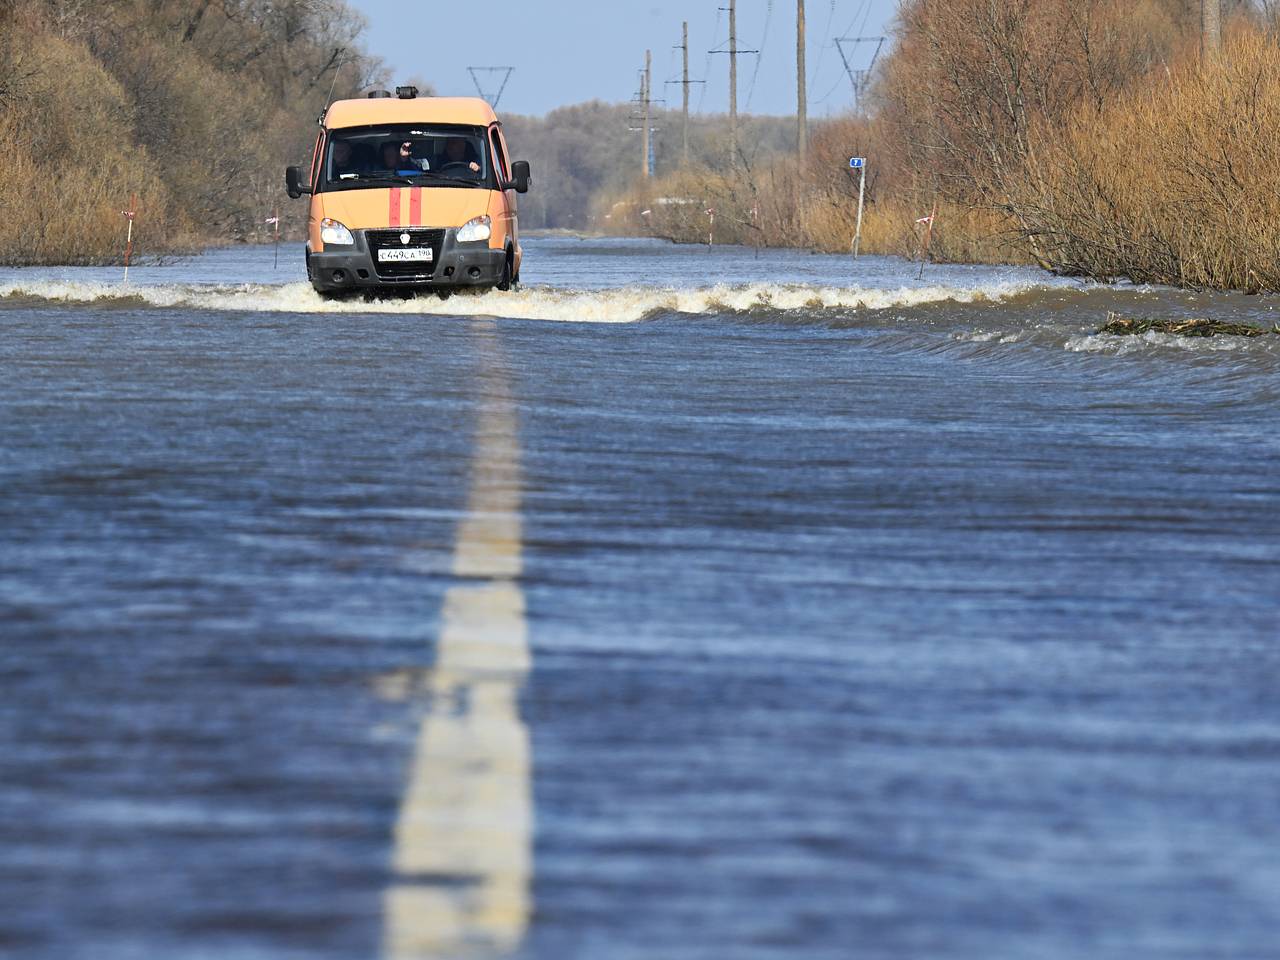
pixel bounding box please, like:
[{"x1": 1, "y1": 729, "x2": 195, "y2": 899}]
[{"x1": 849, "y1": 157, "x2": 866, "y2": 169}]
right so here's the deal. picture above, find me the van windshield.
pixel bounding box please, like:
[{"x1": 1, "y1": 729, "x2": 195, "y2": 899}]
[{"x1": 323, "y1": 126, "x2": 491, "y2": 189}]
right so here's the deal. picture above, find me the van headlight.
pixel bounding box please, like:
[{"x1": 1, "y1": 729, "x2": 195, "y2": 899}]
[
  {"x1": 456, "y1": 215, "x2": 491, "y2": 243},
  {"x1": 320, "y1": 218, "x2": 354, "y2": 245}
]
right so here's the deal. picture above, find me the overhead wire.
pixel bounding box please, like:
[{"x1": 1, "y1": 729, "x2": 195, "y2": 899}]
[
  {"x1": 855, "y1": 0, "x2": 874, "y2": 37},
  {"x1": 812, "y1": 67, "x2": 849, "y2": 107},
  {"x1": 697, "y1": 6, "x2": 722, "y2": 112},
  {"x1": 743, "y1": 0, "x2": 773, "y2": 113},
  {"x1": 817, "y1": 0, "x2": 873, "y2": 110},
  {"x1": 807, "y1": 0, "x2": 837, "y2": 89}
]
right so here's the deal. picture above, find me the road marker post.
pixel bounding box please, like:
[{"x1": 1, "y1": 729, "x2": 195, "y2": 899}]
[
  {"x1": 121, "y1": 195, "x2": 137, "y2": 284},
  {"x1": 915, "y1": 200, "x2": 938, "y2": 280},
  {"x1": 266, "y1": 208, "x2": 281, "y2": 269},
  {"x1": 849, "y1": 157, "x2": 867, "y2": 259}
]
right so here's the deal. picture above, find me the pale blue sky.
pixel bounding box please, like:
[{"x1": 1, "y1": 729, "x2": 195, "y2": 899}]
[{"x1": 350, "y1": 1, "x2": 901, "y2": 117}]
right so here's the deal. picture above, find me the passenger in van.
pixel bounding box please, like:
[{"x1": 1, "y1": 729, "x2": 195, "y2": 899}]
[
  {"x1": 351, "y1": 143, "x2": 375, "y2": 172},
  {"x1": 440, "y1": 137, "x2": 481, "y2": 176},
  {"x1": 380, "y1": 141, "x2": 403, "y2": 171},
  {"x1": 380, "y1": 141, "x2": 425, "y2": 175}
]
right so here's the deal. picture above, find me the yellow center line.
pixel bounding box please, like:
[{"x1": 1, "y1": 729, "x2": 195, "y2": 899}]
[{"x1": 383, "y1": 321, "x2": 531, "y2": 959}]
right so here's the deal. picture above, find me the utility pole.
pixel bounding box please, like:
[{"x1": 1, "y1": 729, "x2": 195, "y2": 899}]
[
  {"x1": 666, "y1": 24, "x2": 707, "y2": 167},
  {"x1": 630, "y1": 53, "x2": 664, "y2": 179},
  {"x1": 1202, "y1": 0, "x2": 1221, "y2": 62},
  {"x1": 729, "y1": 0, "x2": 739, "y2": 161},
  {"x1": 732, "y1": 0, "x2": 742, "y2": 162},
  {"x1": 643, "y1": 49, "x2": 652, "y2": 178},
  {"x1": 796, "y1": 0, "x2": 807, "y2": 159},
  {"x1": 682, "y1": 22, "x2": 691, "y2": 166},
  {"x1": 711, "y1": 0, "x2": 758, "y2": 166}
]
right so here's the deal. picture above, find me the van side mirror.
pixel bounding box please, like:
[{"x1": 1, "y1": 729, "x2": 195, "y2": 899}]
[
  {"x1": 285, "y1": 165, "x2": 310, "y2": 199},
  {"x1": 506, "y1": 160, "x2": 530, "y2": 194}
]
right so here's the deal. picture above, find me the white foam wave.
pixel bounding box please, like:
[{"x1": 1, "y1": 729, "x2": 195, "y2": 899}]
[
  {"x1": 0, "y1": 277, "x2": 1054, "y2": 324},
  {"x1": 954, "y1": 329, "x2": 1023, "y2": 344},
  {"x1": 1065, "y1": 331, "x2": 1253, "y2": 355}
]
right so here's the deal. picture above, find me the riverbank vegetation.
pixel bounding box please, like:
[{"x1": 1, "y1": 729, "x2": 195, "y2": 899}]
[
  {"x1": 605, "y1": 0, "x2": 1280, "y2": 291},
  {"x1": 0, "y1": 0, "x2": 384, "y2": 264}
]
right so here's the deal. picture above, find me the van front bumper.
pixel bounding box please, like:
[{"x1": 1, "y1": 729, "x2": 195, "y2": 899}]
[{"x1": 307, "y1": 229, "x2": 506, "y2": 292}]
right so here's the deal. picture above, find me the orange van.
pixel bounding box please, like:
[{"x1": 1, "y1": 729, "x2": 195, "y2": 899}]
[{"x1": 285, "y1": 87, "x2": 530, "y2": 297}]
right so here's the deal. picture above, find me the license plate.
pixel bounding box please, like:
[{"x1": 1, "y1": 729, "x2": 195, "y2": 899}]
[{"x1": 377, "y1": 247, "x2": 434, "y2": 262}]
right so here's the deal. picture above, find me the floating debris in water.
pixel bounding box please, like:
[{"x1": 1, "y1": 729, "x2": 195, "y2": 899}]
[{"x1": 1098, "y1": 312, "x2": 1280, "y2": 338}]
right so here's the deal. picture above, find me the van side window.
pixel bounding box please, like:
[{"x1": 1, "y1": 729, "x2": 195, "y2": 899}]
[{"x1": 489, "y1": 128, "x2": 509, "y2": 182}]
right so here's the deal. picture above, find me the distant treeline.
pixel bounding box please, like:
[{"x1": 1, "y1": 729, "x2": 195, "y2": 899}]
[
  {"x1": 608, "y1": 0, "x2": 1280, "y2": 292},
  {"x1": 503, "y1": 103, "x2": 795, "y2": 232},
  {"x1": 0, "y1": 0, "x2": 385, "y2": 264}
]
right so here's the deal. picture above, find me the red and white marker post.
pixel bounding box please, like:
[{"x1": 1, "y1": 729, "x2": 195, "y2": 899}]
[
  {"x1": 265, "y1": 207, "x2": 281, "y2": 269},
  {"x1": 121, "y1": 194, "x2": 137, "y2": 283},
  {"x1": 915, "y1": 200, "x2": 938, "y2": 280}
]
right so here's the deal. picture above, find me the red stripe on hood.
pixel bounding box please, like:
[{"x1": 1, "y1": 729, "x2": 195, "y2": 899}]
[
  {"x1": 388, "y1": 187, "x2": 401, "y2": 227},
  {"x1": 409, "y1": 187, "x2": 422, "y2": 225}
]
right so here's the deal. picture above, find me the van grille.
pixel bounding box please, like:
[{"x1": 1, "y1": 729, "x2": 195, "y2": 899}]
[{"x1": 366, "y1": 228, "x2": 446, "y2": 279}]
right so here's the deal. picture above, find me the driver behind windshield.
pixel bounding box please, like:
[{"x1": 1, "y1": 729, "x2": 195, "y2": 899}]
[{"x1": 440, "y1": 137, "x2": 481, "y2": 176}]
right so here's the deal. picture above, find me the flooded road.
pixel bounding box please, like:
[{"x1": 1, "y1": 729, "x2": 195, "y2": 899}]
[{"x1": 3, "y1": 237, "x2": 1279, "y2": 959}]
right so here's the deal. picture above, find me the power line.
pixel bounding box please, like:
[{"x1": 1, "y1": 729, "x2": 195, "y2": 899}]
[
  {"x1": 744, "y1": 0, "x2": 774, "y2": 113},
  {"x1": 812, "y1": 65, "x2": 848, "y2": 106},
  {"x1": 807, "y1": 0, "x2": 837, "y2": 89},
  {"x1": 854, "y1": 0, "x2": 875, "y2": 40},
  {"x1": 813, "y1": 0, "x2": 874, "y2": 108},
  {"x1": 697, "y1": 6, "x2": 722, "y2": 112},
  {"x1": 814, "y1": 0, "x2": 875, "y2": 109}
]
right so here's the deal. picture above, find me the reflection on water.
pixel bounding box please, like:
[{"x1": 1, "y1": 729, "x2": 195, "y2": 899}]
[{"x1": 383, "y1": 321, "x2": 531, "y2": 959}]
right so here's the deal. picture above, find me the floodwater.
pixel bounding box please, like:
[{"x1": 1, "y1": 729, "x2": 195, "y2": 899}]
[{"x1": 2, "y1": 236, "x2": 1279, "y2": 960}]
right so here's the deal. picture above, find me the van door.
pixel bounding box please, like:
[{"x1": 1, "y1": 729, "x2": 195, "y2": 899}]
[{"x1": 489, "y1": 125, "x2": 517, "y2": 252}]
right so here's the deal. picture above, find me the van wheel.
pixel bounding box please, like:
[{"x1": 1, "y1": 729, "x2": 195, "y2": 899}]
[
  {"x1": 497, "y1": 252, "x2": 514, "y2": 291},
  {"x1": 435, "y1": 289, "x2": 453, "y2": 301}
]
